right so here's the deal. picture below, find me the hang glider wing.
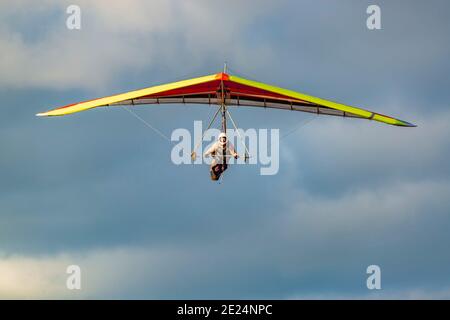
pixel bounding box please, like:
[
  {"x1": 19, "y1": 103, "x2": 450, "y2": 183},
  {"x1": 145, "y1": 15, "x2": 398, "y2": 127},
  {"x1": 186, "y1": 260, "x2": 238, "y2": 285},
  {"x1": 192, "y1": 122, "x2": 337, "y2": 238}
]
[
  {"x1": 37, "y1": 72, "x2": 415, "y2": 127},
  {"x1": 36, "y1": 74, "x2": 218, "y2": 117}
]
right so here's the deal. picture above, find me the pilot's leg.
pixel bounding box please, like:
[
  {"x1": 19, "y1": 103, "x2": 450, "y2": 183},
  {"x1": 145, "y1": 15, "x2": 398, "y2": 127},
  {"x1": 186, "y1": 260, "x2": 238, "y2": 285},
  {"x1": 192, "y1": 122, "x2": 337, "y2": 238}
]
[
  {"x1": 210, "y1": 159, "x2": 220, "y2": 181},
  {"x1": 210, "y1": 159, "x2": 217, "y2": 171}
]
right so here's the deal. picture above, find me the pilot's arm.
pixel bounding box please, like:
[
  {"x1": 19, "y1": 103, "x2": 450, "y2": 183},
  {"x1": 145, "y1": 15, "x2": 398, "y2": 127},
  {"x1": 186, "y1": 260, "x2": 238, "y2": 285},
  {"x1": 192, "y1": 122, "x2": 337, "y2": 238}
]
[
  {"x1": 204, "y1": 142, "x2": 218, "y2": 158},
  {"x1": 229, "y1": 144, "x2": 239, "y2": 159}
]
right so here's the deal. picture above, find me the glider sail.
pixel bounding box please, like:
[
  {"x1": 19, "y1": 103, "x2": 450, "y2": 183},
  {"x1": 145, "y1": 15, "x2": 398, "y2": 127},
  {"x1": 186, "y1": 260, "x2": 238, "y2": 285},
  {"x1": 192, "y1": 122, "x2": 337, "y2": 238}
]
[{"x1": 37, "y1": 72, "x2": 415, "y2": 127}]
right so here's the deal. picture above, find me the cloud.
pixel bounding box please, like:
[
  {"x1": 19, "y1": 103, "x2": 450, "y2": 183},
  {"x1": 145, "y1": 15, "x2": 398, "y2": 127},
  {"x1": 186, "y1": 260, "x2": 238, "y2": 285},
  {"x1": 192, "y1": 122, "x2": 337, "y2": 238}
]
[
  {"x1": 2, "y1": 170, "x2": 450, "y2": 299},
  {"x1": 2, "y1": 80, "x2": 450, "y2": 299},
  {"x1": 1, "y1": 0, "x2": 450, "y2": 299},
  {"x1": 0, "y1": 0, "x2": 279, "y2": 90},
  {"x1": 0, "y1": 252, "x2": 72, "y2": 299},
  {"x1": 290, "y1": 288, "x2": 450, "y2": 300},
  {"x1": 0, "y1": 247, "x2": 190, "y2": 299},
  {"x1": 279, "y1": 108, "x2": 450, "y2": 195}
]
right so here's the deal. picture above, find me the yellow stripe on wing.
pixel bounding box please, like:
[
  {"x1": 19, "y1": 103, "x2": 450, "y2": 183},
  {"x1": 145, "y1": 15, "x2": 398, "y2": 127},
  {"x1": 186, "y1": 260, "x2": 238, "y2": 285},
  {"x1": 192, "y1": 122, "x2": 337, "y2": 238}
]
[
  {"x1": 229, "y1": 75, "x2": 415, "y2": 127},
  {"x1": 36, "y1": 74, "x2": 217, "y2": 117}
]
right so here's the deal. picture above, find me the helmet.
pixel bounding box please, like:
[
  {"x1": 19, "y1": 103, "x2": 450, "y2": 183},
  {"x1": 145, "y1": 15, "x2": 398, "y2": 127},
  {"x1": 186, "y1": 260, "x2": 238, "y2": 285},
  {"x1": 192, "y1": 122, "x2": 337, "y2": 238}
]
[{"x1": 218, "y1": 132, "x2": 227, "y2": 146}]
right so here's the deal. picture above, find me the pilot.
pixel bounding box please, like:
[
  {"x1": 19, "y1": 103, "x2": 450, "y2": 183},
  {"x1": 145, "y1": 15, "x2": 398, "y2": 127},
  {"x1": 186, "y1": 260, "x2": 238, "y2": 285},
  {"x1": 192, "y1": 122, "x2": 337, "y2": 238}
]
[{"x1": 204, "y1": 132, "x2": 238, "y2": 180}]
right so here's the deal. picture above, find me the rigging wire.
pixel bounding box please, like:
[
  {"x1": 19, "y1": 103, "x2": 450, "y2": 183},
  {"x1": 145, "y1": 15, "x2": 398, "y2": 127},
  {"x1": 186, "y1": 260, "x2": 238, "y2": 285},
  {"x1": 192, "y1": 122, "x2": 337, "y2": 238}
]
[
  {"x1": 226, "y1": 66, "x2": 261, "y2": 83},
  {"x1": 191, "y1": 105, "x2": 222, "y2": 160},
  {"x1": 226, "y1": 109, "x2": 251, "y2": 160},
  {"x1": 121, "y1": 106, "x2": 172, "y2": 143},
  {"x1": 280, "y1": 115, "x2": 317, "y2": 140}
]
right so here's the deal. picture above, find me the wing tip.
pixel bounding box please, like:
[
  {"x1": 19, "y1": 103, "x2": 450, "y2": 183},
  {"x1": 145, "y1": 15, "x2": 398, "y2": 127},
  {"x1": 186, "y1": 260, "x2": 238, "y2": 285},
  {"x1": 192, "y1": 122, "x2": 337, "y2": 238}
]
[{"x1": 398, "y1": 120, "x2": 417, "y2": 127}]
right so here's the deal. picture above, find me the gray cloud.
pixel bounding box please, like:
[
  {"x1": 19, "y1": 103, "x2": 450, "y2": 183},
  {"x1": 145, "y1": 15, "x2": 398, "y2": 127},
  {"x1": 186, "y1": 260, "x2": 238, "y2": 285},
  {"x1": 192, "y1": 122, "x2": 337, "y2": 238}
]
[
  {"x1": 0, "y1": 0, "x2": 280, "y2": 90},
  {"x1": 1, "y1": 0, "x2": 450, "y2": 299}
]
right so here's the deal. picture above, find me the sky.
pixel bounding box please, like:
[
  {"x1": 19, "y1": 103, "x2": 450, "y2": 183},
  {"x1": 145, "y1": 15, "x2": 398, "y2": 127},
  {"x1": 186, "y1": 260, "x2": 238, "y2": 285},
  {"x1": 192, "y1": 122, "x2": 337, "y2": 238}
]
[{"x1": 1, "y1": 0, "x2": 450, "y2": 299}]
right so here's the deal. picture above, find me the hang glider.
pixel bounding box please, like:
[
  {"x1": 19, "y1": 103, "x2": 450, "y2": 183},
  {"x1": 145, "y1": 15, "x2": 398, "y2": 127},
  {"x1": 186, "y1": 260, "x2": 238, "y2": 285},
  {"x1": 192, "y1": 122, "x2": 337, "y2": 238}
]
[{"x1": 36, "y1": 72, "x2": 415, "y2": 127}]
